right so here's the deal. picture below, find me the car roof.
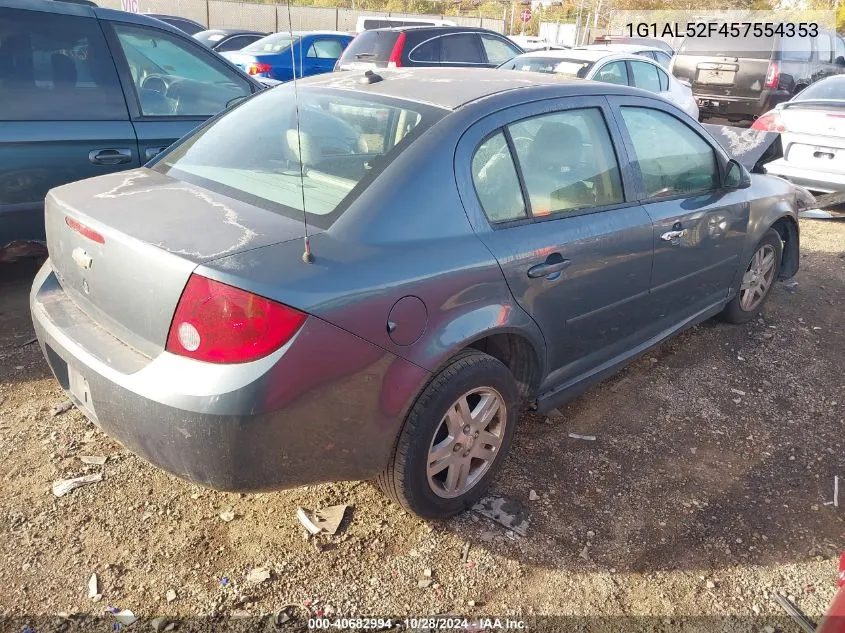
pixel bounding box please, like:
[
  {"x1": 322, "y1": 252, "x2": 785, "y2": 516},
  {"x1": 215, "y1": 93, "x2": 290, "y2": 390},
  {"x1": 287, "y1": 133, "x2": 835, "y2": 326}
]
[
  {"x1": 197, "y1": 28, "x2": 264, "y2": 36},
  {"x1": 302, "y1": 67, "x2": 646, "y2": 110},
  {"x1": 371, "y1": 25, "x2": 496, "y2": 34},
  {"x1": 581, "y1": 44, "x2": 666, "y2": 54}
]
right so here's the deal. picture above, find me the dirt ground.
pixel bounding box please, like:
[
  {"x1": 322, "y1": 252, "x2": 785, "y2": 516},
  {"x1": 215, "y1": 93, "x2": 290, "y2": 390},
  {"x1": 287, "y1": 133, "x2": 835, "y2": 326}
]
[{"x1": 1, "y1": 218, "x2": 843, "y2": 631}]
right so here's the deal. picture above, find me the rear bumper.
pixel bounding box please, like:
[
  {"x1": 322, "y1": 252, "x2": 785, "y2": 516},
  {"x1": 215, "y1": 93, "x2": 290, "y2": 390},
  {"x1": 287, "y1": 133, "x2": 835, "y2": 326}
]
[
  {"x1": 696, "y1": 90, "x2": 789, "y2": 120},
  {"x1": 30, "y1": 261, "x2": 429, "y2": 491},
  {"x1": 764, "y1": 158, "x2": 845, "y2": 194}
]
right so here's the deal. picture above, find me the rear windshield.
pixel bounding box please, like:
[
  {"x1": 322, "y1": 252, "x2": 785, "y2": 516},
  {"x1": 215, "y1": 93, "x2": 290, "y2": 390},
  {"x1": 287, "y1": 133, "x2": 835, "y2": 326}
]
[
  {"x1": 501, "y1": 55, "x2": 594, "y2": 78},
  {"x1": 677, "y1": 33, "x2": 774, "y2": 59},
  {"x1": 339, "y1": 31, "x2": 401, "y2": 63},
  {"x1": 154, "y1": 87, "x2": 444, "y2": 229},
  {"x1": 793, "y1": 75, "x2": 845, "y2": 101},
  {"x1": 244, "y1": 33, "x2": 296, "y2": 54}
]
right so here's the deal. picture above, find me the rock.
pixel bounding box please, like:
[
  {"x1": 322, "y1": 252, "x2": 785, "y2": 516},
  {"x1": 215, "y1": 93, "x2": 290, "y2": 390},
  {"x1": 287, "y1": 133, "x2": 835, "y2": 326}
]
[
  {"x1": 79, "y1": 455, "x2": 107, "y2": 466},
  {"x1": 247, "y1": 567, "x2": 271, "y2": 584},
  {"x1": 579, "y1": 546, "x2": 590, "y2": 561},
  {"x1": 418, "y1": 579, "x2": 433, "y2": 589},
  {"x1": 296, "y1": 505, "x2": 349, "y2": 536},
  {"x1": 764, "y1": 627, "x2": 775, "y2": 633},
  {"x1": 706, "y1": 580, "x2": 716, "y2": 589},
  {"x1": 586, "y1": 530, "x2": 595, "y2": 539},
  {"x1": 730, "y1": 388, "x2": 746, "y2": 396},
  {"x1": 150, "y1": 616, "x2": 170, "y2": 632},
  {"x1": 51, "y1": 401, "x2": 73, "y2": 416},
  {"x1": 166, "y1": 588, "x2": 177, "y2": 602},
  {"x1": 528, "y1": 490, "x2": 539, "y2": 501},
  {"x1": 88, "y1": 573, "x2": 100, "y2": 600},
  {"x1": 423, "y1": 568, "x2": 432, "y2": 578},
  {"x1": 219, "y1": 510, "x2": 235, "y2": 522}
]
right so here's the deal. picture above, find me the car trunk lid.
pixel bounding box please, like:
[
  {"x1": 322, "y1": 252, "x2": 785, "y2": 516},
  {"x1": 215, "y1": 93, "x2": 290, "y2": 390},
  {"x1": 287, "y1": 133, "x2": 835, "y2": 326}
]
[
  {"x1": 45, "y1": 168, "x2": 307, "y2": 358},
  {"x1": 781, "y1": 102, "x2": 845, "y2": 174}
]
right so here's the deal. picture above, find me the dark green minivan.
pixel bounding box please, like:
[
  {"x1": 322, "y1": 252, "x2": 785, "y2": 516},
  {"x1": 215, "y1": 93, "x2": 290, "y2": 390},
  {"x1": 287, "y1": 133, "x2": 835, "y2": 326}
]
[{"x1": 0, "y1": 0, "x2": 264, "y2": 255}]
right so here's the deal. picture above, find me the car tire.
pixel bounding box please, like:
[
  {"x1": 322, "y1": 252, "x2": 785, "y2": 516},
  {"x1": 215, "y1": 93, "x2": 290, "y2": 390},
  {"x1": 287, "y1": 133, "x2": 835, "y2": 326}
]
[
  {"x1": 719, "y1": 228, "x2": 783, "y2": 324},
  {"x1": 377, "y1": 349, "x2": 519, "y2": 520}
]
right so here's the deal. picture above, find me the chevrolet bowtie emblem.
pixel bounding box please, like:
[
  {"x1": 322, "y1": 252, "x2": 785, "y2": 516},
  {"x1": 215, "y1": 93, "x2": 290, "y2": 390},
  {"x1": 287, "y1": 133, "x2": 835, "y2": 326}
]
[{"x1": 72, "y1": 247, "x2": 93, "y2": 270}]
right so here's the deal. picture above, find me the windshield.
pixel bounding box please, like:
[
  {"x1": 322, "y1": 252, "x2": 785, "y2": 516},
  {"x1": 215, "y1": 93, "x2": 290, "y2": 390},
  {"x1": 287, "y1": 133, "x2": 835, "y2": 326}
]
[
  {"x1": 501, "y1": 55, "x2": 594, "y2": 78},
  {"x1": 678, "y1": 33, "x2": 774, "y2": 59},
  {"x1": 244, "y1": 33, "x2": 297, "y2": 54},
  {"x1": 154, "y1": 87, "x2": 445, "y2": 229},
  {"x1": 793, "y1": 76, "x2": 845, "y2": 101}
]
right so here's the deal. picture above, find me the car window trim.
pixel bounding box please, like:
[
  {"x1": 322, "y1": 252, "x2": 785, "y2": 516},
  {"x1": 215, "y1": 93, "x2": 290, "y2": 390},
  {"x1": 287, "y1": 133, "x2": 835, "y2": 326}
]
[
  {"x1": 101, "y1": 17, "x2": 258, "y2": 121},
  {"x1": 606, "y1": 94, "x2": 731, "y2": 204},
  {"x1": 456, "y1": 95, "x2": 640, "y2": 233}
]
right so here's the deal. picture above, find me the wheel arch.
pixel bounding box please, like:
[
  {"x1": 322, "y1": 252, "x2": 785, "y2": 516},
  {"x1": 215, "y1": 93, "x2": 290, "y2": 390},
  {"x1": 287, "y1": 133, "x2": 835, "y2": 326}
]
[{"x1": 769, "y1": 214, "x2": 799, "y2": 279}]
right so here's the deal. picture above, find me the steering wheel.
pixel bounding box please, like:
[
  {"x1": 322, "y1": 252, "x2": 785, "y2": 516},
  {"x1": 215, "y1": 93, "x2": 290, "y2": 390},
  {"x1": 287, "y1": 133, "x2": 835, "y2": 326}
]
[{"x1": 141, "y1": 74, "x2": 168, "y2": 94}]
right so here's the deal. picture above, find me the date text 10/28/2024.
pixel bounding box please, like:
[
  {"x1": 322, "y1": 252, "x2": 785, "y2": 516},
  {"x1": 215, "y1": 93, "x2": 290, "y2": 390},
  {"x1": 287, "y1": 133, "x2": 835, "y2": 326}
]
[
  {"x1": 626, "y1": 22, "x2": 819, "y2": 39},
  {"x1": 308, "y1": 618, "x2": 528, "y2": 630}
]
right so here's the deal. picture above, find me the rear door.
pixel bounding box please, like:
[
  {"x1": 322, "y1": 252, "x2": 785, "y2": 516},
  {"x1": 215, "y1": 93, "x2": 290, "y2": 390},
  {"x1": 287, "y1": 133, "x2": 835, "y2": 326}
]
[
  {"x1": 456, "y1": 96, "x2": 657, "y2": 389},
  {"x1": 609, "y1": 96, "x2": 749, "y2": 323},
  {"x1": 102, "y1": 18, "x2": 256, "y2": 165},
  {"x1": 0, "y1": 5, "x2": 137, "y2": 245}
]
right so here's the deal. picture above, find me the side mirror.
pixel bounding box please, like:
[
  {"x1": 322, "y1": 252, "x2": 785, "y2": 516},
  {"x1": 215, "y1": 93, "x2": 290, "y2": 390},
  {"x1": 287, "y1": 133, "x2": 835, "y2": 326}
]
[
  {"x1": 724, "y1": 159, "x2": 751, "y2": 189},
  {"x1": 835, "y1": 56, "x2": 845, "y2": 67}
]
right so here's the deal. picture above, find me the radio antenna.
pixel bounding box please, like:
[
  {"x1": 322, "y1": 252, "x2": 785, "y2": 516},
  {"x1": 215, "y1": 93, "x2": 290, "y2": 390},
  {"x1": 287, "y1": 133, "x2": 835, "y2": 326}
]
[{"x1": 286, "y1": 0, "x2": 314, "y2": 263}]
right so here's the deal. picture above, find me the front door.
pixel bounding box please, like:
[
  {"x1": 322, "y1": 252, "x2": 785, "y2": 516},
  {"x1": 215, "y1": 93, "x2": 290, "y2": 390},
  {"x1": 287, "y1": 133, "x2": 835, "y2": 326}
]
[
  {"x1": 103, "y1": 19, "x2": 256, "y2": 165},
  {"x1": 609, "y1": 96, "x2": 749, "y2": 325},
  {"x1": 456, "y1": 96, "x2": 657, "y2": 390}
]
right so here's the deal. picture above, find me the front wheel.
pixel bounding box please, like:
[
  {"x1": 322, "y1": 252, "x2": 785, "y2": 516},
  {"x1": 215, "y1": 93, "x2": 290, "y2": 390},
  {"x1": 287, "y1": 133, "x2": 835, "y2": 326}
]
[
  {"x1": 377, "y1": 349, "x2": 519, "y2": 519},
  {"x1": 719, "y1": 229, "x2": 783, "y2": 324}
]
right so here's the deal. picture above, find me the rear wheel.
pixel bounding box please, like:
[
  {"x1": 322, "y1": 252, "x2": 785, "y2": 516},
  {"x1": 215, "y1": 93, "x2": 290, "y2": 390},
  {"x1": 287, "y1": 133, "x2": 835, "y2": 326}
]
[
  {"x1": 377, "y1": 349, "x2": 519, "y2": 519},
  {"x1": 719, "y1": 229, "x2": 783, "y2": 324}
]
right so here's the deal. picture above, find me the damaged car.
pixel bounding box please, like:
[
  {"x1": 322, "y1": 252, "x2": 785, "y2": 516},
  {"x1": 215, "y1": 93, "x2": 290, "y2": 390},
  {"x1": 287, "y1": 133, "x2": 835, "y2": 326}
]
[{"x1": 32, "y1": 68, "x2": 801, "y2": 519}]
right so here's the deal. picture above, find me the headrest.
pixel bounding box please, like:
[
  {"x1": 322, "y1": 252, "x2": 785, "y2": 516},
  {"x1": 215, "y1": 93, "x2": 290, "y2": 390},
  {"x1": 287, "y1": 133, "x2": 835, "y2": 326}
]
[{"x1": 286, "y1": 129, "x2": 321, "y2": 167}]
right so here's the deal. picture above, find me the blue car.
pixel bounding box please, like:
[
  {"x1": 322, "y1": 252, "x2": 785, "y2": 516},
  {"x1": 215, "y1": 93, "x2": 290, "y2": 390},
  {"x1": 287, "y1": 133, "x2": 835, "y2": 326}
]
[{"x1": 221, "y1": 31, "x2": 353, "y2": 81}]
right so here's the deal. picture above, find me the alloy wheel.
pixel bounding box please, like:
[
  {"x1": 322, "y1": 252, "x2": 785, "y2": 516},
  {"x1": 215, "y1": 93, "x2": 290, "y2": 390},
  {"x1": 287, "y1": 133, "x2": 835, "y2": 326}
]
[{"x1": 739, "y1": 243, "x2": 777, "y2": 312}]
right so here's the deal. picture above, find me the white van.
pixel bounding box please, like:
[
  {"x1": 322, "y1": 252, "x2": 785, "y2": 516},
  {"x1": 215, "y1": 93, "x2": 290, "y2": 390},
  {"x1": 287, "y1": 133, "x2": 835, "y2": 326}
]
[{"x1": 354, "y1": 16, "x2": 455, "y2": 33}]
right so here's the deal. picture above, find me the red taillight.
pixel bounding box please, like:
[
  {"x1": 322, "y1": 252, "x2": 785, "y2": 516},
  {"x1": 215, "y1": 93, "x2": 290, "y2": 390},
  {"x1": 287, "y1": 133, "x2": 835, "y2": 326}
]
[
  {"x1": 245, "y1": 62, "x2": 272, "y2": 75},
  {"x1": 65, "y1": 216, "x2": 105, "y2": 244},
  {"x1": 166, "y1": 274, "x2": 306, "y2": 364},
  {"x1": 751, "y1": 110, "x2": 785, "y2": 132},
  {"x1": 764, "y1": 60, "x2": 780, "y2": 89},
  {"x1": 387, "y1": 32, "x2": 405, "y2": 68}
]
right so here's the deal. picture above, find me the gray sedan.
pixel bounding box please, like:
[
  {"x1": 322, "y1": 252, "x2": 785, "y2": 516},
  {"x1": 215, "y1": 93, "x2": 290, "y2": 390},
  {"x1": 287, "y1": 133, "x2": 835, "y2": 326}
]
[{"x1": 31, "y1": 69, "x2": 801, "y2": 519}]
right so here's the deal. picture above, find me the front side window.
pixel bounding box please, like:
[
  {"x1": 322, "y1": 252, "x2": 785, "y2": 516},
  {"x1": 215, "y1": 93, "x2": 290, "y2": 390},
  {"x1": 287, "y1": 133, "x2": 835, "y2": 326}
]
[
  {"x1": 440, "y1": 34, "x2": 483, "y2": 64},
  {"x1": 620, "y1": 106, "x2": 719, "y2": 199},
  {"x1": 0, "y1": 8, "x2": 126, "y2": 121},
  {"x1": 112, "y1": 22, "x2": 252, "y2": 117},
  {"x1": 630, "y1": 60, "x2": 661, "y2": 93},
  {"x1": 471, "y1": 131, "x2": 527, "y2": 223},
  {"x1": 817, "y1": 33, "x2": 833, "y2": 63},
  {"x1": 593, "y1": 61, "x2": 629, "y2": 86},
  {"x1": 480, "y1": 35, "x2": 521, "y2": 65},
  {"x1": 837, "y1": 37, "x2": 845, "y2": 60},
  {"x1": 307, "y1": 39, "x2": 344, "y2": 59},
  {"x1": 508, "y1": 108, "x2": 624, "y2": 216},
  {"x1": 155, "y1": 87, "x2": 443, "y2": 229}
]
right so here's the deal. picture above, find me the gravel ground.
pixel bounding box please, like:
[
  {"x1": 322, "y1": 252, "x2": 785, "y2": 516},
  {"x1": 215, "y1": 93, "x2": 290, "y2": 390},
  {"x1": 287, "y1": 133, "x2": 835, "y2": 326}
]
[{"x1": 0, "y1": 218, "x2": 843, "y2": 631}]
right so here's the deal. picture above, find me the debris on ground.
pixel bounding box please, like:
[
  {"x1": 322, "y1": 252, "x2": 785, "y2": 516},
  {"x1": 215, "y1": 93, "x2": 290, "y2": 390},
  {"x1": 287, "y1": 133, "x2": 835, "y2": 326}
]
[
  {"x1": 79, "y1": 455, "x2": 107, "y2": 466},
  {"x1": 51, "y1": 400, "x2": 73, "y2": 417},
  {"x1": 296, "y1": 504, "x2": 349, "y2": 536},
  {"x1": 772, "y1": 592, "x2": 816, "y2": 633},
  {"x1": 417, "y1": 579, "x2": 433, "y2": 589},
  {"x1": 166, "y1": 588, "x2": 177, "y2": 602},
  {"x1": 579, "y1": 546, "x2": 590, "y2": 561},
  {"x1": 423, "y1": 568, "x2": 432, "y2": 578},
  {"x1": 730, "y1": 388, "x2": 746, "y2": 396},
  {"x1": 219, "y1": 510, "x2": 235, "y2": 522},
  {"x1": 150, "y1": 616, "x2": 176, "y2": 632},
  {"x1": 246, "y1": 567, "x2": 271, "y2": 584},
  {"x1": 52, "y1": 473, "x2": 102, "y2": 497},
  {"x1": 706, "y1": 580, "x2": 716, "y2": 589},
  {"x1": 108, "y1": 608, "x2": 137, "y2": 626},
  {"x1": 460, "y1": 542, "x2": 470, "y2": 562},
  {"x1": 610, "y1": 377, "x2": 631, "y2": 393},
  {"x1": 472, "y1": 495, "x2": 529, "y2": 537},
  {"x1": 568, "y1": 433, "x2": 597, "y2": 441},
  {"x1": 21, "y1": 337, "x2": 37, "y2": 347},
  {"x1": 88, "y1": 573, "x2": 101, "y2": 601},
  {"x1": 528, "y1": 489, "x2": 539, "y2": 501}
]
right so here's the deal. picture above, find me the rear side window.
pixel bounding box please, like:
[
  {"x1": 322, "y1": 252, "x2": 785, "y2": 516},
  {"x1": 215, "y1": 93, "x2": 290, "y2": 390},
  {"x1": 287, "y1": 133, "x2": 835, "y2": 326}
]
[
  {"x1": 480, "y1": 35, "x2": 521, "y2": 65},
  {"x1": 155, "y1": 87, "x2": 444, "y2": 229},
  {"x1": 630, "y1": 61, "x2": 661, "y2": 93},
  {"x1": 620, "y1": 107, "x2": 718, "y2": 199},
  {"x1": 0, "y1": 8, "x2": 126, "y2": 121},
  {"x1": 780, "y1": 34, "x2": 811, "y2": 61},
  {"x1": 440, "y1": 34, "x2": 483, "y2": 64},
  {"x1": 594, "y1": 61, "x2": 629, "y2": 85},
  {"x1": 654, "y1": 50, "x2": 672, "y2": 68},
  {"x1": 471, "y1": 131, "x2": 527, "y2": 223},
  {"x1": 817, "y1": 33, "x2": 833, "y2": 63},
  {"x1": 411, "y1": 37, "x2": 440, "y2": 62},
  {"x1": 339, "y1": 31, "x2": 400, "y2": 64},
  {"x1": 837, "y1": 37, "x2": 845, "y2": 60}
]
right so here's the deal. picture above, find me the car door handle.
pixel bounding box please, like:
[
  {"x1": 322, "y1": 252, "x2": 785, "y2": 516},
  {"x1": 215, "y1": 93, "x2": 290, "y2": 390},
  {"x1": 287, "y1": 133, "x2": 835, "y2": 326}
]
[
  {"x1": 145, "y1": 146, "x2": 168, "y2": 162},
  {"x1": 527, "y1": 255, "x2": 571, "y2": 279},
  {"x1": 89, "y1": 148, "x2": 132, "y2": 166},
  {"x1": 661, "y1": 229, "x2": 688, "y2": 241}
]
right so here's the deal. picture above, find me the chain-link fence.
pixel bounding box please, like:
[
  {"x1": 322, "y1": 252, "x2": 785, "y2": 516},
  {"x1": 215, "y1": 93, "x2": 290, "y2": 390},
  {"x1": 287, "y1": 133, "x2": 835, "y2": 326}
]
[{"x1": 97, "y1": 0, "x2": 504, "y2": 33}]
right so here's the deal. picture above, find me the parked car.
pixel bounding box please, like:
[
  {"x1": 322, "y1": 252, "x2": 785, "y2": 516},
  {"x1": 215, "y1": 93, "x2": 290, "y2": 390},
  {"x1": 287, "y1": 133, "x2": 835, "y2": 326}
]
[
  {"x1": 754, "y1": 74, "x2": 845, "y2": 193},
  {"x1": 143, "y1": 13, "x2": 206, "y2": 36},
  {"x1": 582, "y1": 43, "x2": 673, "y2": 69},
  {"x1": 31, "y1": 68, "x2": 802, "y2": 519},
  {"x1": 593, "y1": 34, "x2": 675, "y2": 55},
  {"x1": 194, "y1": 28, "x2": 267, "y2": 53},
  {"x1": 335, "y1": 26, "x2": 523, "y2": 71},
  {"x1": 0, "y1": 0, "x2": 264, "y2": 251},
  {"x1": 355, "y1": 15, "x2": 455, "y2": 33},
  {"x1": 221, "y1": 31, "x2": 354, "y2": 81},
  {"x1": 671, "y1": 26, "x2": 845, "y2": 123},
  {"x1": 509, "y1": 35, "x2": 569, "y2": 52},
  {"x1": 500, "y1": 49, "x2": 699, "y2": 119}
]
